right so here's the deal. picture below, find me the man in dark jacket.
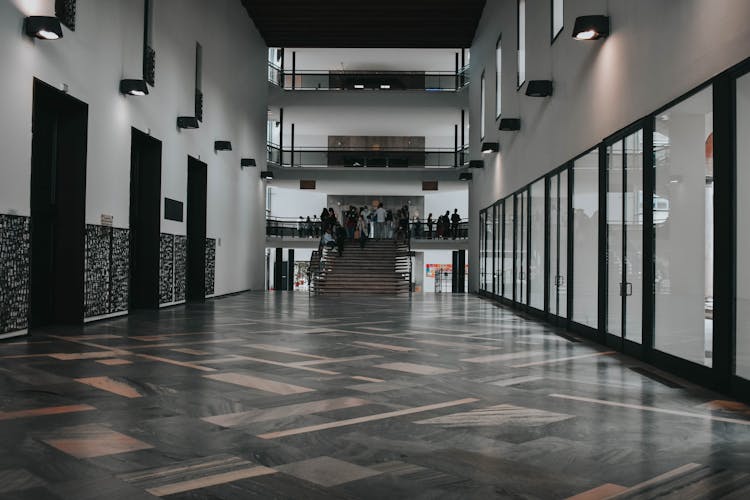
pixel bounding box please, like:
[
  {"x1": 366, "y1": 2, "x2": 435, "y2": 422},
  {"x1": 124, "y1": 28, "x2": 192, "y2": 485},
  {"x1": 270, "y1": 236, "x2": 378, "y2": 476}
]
[
  {"x1": 335, "y1": 223, "x2": 347, "y2": 256},
  {"x1": 451, "y1": 209, "x2": 461, "y2": 239}
]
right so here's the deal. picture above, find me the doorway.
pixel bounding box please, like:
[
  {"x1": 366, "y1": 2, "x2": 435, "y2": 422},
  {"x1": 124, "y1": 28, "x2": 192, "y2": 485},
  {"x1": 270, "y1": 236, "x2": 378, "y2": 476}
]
[
  {"x1": 29, "y1": 79, "x2": 89, "y2": 327},
  {"x1": 548, "y1": 168, "x2": 569, "y2": 320},
  {"x1": 605, "y1": 128, "x2": 645, "y2": 347},
  {"x1": 186, "y1": 156, "x2": 207, "y2": 302},
  {"x1": 129, "y1": 128, "x2": 162, "y2": 310}
]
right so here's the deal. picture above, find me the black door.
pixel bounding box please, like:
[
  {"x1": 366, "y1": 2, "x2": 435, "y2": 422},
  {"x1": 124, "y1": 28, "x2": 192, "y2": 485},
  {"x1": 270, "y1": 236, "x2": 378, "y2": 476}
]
[
  {"x1": 29, "y1": 79, "x2": 88, "y2": 327},
  {"x1": 129, "y1": 128, "x2": 162, "y2": 309},
  {"x1": 186, "y1": 157, "x2": 207, "y2": 302}
]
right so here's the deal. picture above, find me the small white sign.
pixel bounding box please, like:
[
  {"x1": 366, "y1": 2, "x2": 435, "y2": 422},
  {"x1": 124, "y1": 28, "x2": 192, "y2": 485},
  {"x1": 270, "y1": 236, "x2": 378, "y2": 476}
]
[{"x1": 101, "y1": 214, "x2": 113, "y2": 227}]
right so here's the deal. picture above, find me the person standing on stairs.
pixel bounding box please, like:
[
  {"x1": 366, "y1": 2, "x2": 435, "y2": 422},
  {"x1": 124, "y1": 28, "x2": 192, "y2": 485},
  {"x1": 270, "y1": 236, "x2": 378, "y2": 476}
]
[
  {"x1": 335, "y1": 223, "x2": 347, "y2": 256},
  {"x1": 356, "y1": 214, "x2": 368, "y2": 249},
  {"x1": 375, "y1": 203, "x2": 386, "y2": 239}
]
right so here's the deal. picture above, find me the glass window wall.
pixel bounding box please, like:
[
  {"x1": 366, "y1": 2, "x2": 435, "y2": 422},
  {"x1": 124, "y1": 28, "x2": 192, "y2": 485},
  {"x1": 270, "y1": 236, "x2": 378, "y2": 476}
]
[
  {"x1": 503, "y1": 197, "x2": 514, "y2": 299},
  {"x1": 481, "y1": 71, "x2": 486, "y2": 140},
  {"x1": 549, "y1": 169, "x2": 569, "y2": 318},
  {"x1": 515, "y1": 190, "x2": 528, "y2": 304},
  {"x1": 737, "y1": 72, "x2": 750, "y2": 380},
  {"x1": 572, "y1": 151, "x2": 599, "y2": 328},
  {"x1": 552, "y1": 0, "x2": 564, "y2": 40},
  {"x1": 654, "y1": 87, "x2": 713, "y2": 366},
  {"x1": 496, "y1": 37, "x2": 502, "y2": 118},
  {"x1": 529, "y1": 179, "x2": 546, "y2": 310},
  {"x1": 494, "y1": 202, "x2": 502, "y2": 296},
  {"x1": 517, "y1": 0, "x2": 526, "y2": 87}
]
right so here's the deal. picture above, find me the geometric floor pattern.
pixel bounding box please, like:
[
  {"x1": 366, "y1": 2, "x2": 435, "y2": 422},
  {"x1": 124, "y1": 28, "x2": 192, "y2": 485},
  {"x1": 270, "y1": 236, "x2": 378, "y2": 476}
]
[{"x1": 0, "y1": 292, "x2": 749, "y2": 499}]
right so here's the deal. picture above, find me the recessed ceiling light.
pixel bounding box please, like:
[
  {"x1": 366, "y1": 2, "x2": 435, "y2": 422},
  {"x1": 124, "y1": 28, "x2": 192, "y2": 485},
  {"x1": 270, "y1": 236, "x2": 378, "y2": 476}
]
[
  {"x1": 380, "y1": 84, "x2": 391, "y2": 89},
  {"x1": 354, "y1": 84, "x2": 365, "y2": 89}
]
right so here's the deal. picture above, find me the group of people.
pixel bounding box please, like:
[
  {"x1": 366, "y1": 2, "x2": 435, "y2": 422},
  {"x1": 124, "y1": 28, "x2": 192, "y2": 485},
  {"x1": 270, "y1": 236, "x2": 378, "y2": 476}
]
[
  {"x1": 421, "y1": 209, "x2": 463, "y2": 240},
  {"x1": 299, "y1": 205, "x2": 463, "y2": 256}
]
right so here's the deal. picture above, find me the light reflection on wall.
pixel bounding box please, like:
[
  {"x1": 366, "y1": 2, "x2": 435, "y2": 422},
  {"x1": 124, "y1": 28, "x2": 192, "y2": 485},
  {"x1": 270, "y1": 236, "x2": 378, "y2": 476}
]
[{"x1": 11, "y1": 0, "x2": 51, "y2": 16}]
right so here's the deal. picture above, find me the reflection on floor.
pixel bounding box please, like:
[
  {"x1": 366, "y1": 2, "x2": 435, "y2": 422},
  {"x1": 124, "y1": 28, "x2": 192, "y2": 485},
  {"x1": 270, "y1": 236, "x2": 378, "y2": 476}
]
[{"x1": 1, "y1": 293, "x2": 749, "y2": 499}]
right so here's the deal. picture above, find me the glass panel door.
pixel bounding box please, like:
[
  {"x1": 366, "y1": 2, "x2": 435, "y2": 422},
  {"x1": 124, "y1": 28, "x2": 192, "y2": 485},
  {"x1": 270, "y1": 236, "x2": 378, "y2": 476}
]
[
  {"x1": 480, "y1": 210, "x2": 487, "y2": 292},
  {"x1": 494, "y1": 201, "x2": 503, "y2": 297},
  {"x1": 737, "y1": 72, "x2": 750, "y2": 379},
  {"x1": 572, "y1": 151, "x2": 599, "y2": 328},
  {"x1": 549, "y1": 169, "x2": 569, "y2": 318},
  {"x1": 529, "y1": 180, "x2": 545, "y2": 309},
  {"x1": 503, "y1": 198, "x2": 514, "y2": 299},
  {"x1": 515, "y1": 190, "x2": 528, "y2": 304},
  {"x1": 606, "y1": 129, "x2": 644, "y2": 345}
]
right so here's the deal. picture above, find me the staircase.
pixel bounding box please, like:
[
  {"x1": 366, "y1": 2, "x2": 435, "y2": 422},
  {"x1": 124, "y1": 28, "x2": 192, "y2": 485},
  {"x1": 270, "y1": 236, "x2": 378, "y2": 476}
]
[{"x1": 311, "y1": 240, "x2": 412, "y2": 295}]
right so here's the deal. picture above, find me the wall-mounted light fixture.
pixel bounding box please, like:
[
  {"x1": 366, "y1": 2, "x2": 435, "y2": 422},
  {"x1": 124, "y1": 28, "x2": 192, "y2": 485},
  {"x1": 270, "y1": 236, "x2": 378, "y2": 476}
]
[
  {"x1": 214, "y1": 141, "x2": 232, "y2": 152},
  {"x1": 526, "y1": 80, "x2": 553, "y2": 97},
  {"x1": 573, "y1": 15, "x2": 610, "y2": 40},
  {"x1": 261, "y1": 171, "x2": 274, "y2": 180},
  {"x1": 241, "y1": 158, "x2": 256, "y2": 168},
  {"x1": 459, "y1": 172, "x2": 473, "y2": 181},
  {"x1": 481, "y1": 142, "x2": 500, "y2": 154},
  {"x1": 177, "y1": 116, "x2": 199, "y2": 129},
  {"x1": 469, "y1": 160, "x2": 485, "y2": 169},
  {"x1": 25, "y1": 16, "x2": 63, "y2": 40},
  {"x1": 499, "y1": 118, "x2": 521, "y2": 131},
  {"x1": 119, "y1": 79, "x2": 149, "y2": 96}
]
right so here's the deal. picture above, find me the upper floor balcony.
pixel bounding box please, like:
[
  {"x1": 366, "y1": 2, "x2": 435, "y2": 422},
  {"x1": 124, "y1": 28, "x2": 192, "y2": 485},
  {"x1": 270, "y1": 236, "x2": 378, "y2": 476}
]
[{"x1": 267, "y1": 47, "x2": 471, "y2": 93}]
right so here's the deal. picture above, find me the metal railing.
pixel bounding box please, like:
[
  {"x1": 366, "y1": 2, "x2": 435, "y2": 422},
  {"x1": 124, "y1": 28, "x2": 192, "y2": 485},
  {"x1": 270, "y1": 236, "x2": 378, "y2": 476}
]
[
  {"x1": 269, "y1": 66, "x2": 470, "y2": 92},
  {"x1": 266, "y1": 217, "x2": 469, "y2": 240},
  {"x1": 267, "y1": 145, "x2": 470, "y2": 169}
]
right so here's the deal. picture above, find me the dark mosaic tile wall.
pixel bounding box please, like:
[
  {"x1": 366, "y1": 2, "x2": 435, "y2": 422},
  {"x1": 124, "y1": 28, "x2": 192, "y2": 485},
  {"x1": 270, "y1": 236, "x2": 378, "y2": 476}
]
[
  {"x1": 0, "y1": 215, "x2": 30, "y2": 334},
  {"x1": 84, "y1": 225, "x2": 131, "y2": 319},
  {"x1": 84, "y1": 225, "x2": 111, "y2": 318},
  {"x1": 159, "y1": 234, "x2": 175, "y2": 305},
  {"x1": 205, "y1": 238, "x2": 216, "y2": 296},
  {"x1": 110, "y1": 228, "x2": 130, "y2": 313},
  {"x1": 174, "y1": 235, "x2": 187, "y2": 303}
]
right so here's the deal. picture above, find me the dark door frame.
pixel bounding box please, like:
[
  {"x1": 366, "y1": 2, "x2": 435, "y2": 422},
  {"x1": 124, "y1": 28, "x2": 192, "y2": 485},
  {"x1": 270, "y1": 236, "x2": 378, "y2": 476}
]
[
  {"x1": 29, "y1": 78, "x2": 89, "y2": 327},
  {"x1": 186, "y1": 156, "x2": 207, "y2": 303},
  {"x1": 129, "y1": 128, "x2": 162, "y2": 310}
]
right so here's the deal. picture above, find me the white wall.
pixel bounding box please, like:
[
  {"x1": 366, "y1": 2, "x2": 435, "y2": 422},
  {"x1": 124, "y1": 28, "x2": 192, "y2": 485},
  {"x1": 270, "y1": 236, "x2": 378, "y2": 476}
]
[
  {"x1": 467, "y1": 0, "x2": 750, "y2": 291},
  {"x1": 0, "y1": 0, "x2": 268, "y2": 295}
]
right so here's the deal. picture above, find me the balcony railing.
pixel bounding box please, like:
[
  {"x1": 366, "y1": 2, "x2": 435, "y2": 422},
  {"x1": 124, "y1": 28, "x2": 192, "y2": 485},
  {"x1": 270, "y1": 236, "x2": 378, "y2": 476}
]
[
  {"x1": 268, "y1": 64, "x2": 470, "y2": 92},
  {"x1": 266, "y1": 217, "x2": 469, "y2": 240},
  {"x1": 267, "y1": 145, "x2": 470, "y2": 169}
]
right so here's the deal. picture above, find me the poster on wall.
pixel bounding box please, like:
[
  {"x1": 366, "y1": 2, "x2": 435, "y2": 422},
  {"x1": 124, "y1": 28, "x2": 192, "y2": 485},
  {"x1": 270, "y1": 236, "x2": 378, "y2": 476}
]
[{"x1": 425, "y1": 264, "x2": 469, "y2": 277}]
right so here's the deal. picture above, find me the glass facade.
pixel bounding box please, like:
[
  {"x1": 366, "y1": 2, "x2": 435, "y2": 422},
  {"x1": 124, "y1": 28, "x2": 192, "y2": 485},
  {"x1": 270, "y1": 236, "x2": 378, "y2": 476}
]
[
  {"x1": 496, "y1": 37, "x2": 502, "y2": 118},
  {"x1": 517, "y1": 0, "x2": 526, "y2": 87},
  {"x1": 529, "y1": 179, "x2": 545, "y2": 310},
  {"x1": 552, "y1": 0, "x2": 564, "y2": 40},
  {"x1": 477, "y1": 61, "x2": 749, "y2": 399},
  {"x1": 654, "y1": 87, "x2": 713, "y2": 366},
  {"x1": 738, "y1": 72, "x2": 750, "y2": 380},
  {"x1": 572, "y1": 151, "x2": 599, "y2": 328}
]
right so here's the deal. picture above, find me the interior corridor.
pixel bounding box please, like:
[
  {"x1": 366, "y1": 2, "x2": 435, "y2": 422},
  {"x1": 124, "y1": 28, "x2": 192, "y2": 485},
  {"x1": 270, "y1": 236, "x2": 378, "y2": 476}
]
[{"x1": 0, "y1": 293, "x2": 748, "y2": 499}]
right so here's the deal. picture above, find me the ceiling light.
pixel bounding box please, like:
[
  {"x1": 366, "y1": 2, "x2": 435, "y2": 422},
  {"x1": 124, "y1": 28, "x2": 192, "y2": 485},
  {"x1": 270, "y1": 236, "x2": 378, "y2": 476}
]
[
  {"x1": 380, "y1": 84, "x2": 391, "y2": 89},
  {"x1": 573, "y1": 15, "x2": 610, "y2": 40},
  {"x1": 261, "y1": 171, "x2": 274, "y2": 180},
  {"x1": 526, "y1": 80, "x2": 553, "y2": 97},
  {"x1": 481, "y1": 142, "x2": 499, "y2": 154},
  {"x1": 354, "y1": 84, "x2": 365, "y2": 89},
  {"x1": 214, "y1": 141, "x2": 232, "y2": 152},
  {"x1": 177, "y1": 116, "x2": 199, "y2": 129},
  {"x1": 499, "y1": 118, "x2": 521, "y2": 131},
  {"x1": 25, "y1": 16, "x2": 63, "y2": 40},
  {"x1": 459, "y1": 172, "x2": 473, "y2": 181},
  {"x1": 119, "y1": 79, "x2": 149, "y2": 96}
]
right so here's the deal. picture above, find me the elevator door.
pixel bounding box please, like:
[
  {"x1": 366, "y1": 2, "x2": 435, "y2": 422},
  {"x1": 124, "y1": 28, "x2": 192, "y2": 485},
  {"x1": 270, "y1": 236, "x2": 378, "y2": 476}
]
[
  {"x1": 29, "y1": 79, "x2": 88, "y2": 327},
  {"x1": 129, "y1": 129, "x2": 162, "y2": 310},
  {"x1": 606, "y1": 129, "x2": 644, "y2": 345},
  {"x1": 186, "y1": 157, "x2": 207, "y2": 303}
]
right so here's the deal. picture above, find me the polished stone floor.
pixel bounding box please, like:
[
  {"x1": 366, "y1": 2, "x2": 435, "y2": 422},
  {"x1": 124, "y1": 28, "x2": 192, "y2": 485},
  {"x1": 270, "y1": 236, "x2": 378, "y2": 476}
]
[{"x1": 1, "y1": 293, "x2": 749, "y2": 499}]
